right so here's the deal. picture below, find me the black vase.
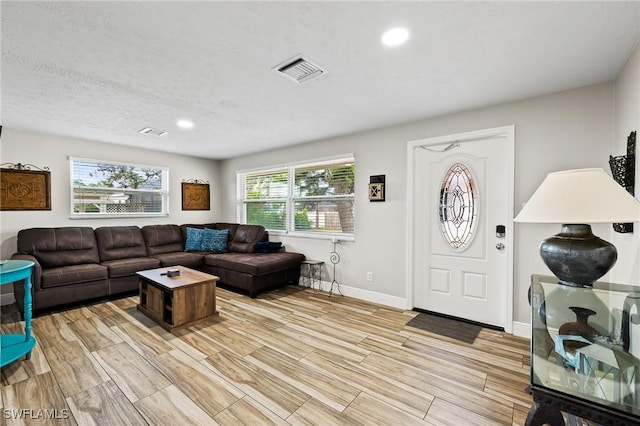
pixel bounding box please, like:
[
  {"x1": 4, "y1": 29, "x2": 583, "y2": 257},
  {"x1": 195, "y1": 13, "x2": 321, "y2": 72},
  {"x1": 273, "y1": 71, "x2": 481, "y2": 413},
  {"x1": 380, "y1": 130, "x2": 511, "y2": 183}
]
[
  {"x1": 559, "y1": 306, "x2": 600, "y2": 351},
  {"x1": 540, "y1": 224, "x2": 617, "y2": 287}
]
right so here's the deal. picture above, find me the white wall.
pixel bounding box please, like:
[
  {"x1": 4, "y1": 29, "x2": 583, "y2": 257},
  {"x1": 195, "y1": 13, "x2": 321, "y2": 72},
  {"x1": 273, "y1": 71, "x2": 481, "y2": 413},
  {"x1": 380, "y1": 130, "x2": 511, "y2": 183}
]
[
  {"x1": 220, "y1": 83, "x2": 615, "y2": 324},
  {"x1": 611, "y1": 41, "x2": 640, "y2": 284},
  {"x1": 0, "y1": 128, "x2": 220, "y2": 300}
]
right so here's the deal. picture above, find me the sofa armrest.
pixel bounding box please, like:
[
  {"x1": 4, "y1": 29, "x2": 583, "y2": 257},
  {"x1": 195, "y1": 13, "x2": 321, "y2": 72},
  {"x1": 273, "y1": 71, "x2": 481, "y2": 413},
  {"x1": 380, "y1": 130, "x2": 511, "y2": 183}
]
[{"x1": 10, "y1": 253, "x2": 42, "y2": 291}]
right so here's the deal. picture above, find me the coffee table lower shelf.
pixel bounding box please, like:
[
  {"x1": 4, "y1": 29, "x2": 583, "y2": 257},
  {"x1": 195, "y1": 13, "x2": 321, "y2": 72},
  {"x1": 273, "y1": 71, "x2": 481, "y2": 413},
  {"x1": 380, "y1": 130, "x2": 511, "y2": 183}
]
[{"x1": 136, "y1": 266, "x2": 219, "y2": 333}]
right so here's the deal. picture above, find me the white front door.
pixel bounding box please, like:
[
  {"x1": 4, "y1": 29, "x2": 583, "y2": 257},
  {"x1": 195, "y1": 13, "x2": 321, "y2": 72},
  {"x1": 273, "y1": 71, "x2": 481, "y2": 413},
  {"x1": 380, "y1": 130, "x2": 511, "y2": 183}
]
[{"x1": 407, "y1": 126, "x2": 514, "y2": 330}]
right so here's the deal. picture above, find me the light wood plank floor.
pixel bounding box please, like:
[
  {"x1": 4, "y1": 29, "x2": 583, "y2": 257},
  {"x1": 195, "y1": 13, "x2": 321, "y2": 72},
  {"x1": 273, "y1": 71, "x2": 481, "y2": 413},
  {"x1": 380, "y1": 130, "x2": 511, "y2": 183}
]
[{"x1": 1, "y1": 286, "x2": 532, "y2": 425}]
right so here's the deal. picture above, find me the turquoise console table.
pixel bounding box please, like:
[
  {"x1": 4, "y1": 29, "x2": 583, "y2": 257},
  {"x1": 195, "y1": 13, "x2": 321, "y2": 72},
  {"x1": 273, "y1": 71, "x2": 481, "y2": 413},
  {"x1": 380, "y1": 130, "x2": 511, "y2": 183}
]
[{"x1": 0, "y1": 260, "x2": 36, "y2": 367}]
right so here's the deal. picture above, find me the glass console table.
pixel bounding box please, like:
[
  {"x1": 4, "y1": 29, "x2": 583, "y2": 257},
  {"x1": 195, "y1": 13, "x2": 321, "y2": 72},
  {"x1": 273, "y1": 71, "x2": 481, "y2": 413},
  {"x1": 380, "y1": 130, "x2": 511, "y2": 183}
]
[
  {"x1": 0, "y1": 260, "x2": 36, "y2": 367},
  {"x1": 527, "y1": 274, "x2": 640, "y2": 425}
]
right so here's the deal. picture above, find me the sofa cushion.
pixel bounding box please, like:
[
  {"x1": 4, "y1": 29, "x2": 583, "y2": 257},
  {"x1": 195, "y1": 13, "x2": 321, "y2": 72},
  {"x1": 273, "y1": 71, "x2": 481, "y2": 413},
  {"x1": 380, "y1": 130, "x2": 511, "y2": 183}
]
[
  {"x1": 41, "y1": 264, "x2": 108, "y2": 289},
  {"x1": 150, "y1": 252, "x2": 204, "y2": 268},
  {"x1": 202, "y1": 228, "x2": 229, "y2": 253},
  {"x1": 184, "y1": 227, "x2": 205, "y2": 252},
  {"x1": 95, "y1": 226, "x2": 148, "y2": 261},
  {"x1": 204, "y1": 252, "x2": 305, "y2": 276},
  {"x1": 214, "y1": 223, "x2": 240, "y2": 246},
  {"x1": 17, "y1": 227, "x2": 100, "y2": 268},
  {"x1": 101, "y1": 257, "x2": 160, "y2": 278},
  {"x1": 228, "y1": 225, "x2": 266, "y2": 253},
  {"x1": 180, "y1": 223, "x2": 216, "y2": 244},
  {"x1": 142, "y1": 225, "x2": 184, "y2": 255}
]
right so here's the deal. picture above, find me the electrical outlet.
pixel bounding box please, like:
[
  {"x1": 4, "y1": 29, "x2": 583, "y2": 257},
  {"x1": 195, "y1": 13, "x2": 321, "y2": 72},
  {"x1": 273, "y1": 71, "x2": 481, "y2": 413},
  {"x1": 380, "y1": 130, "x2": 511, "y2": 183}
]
[{"x1": 367, "y1": 272, "x2": 373, "y2": 282}]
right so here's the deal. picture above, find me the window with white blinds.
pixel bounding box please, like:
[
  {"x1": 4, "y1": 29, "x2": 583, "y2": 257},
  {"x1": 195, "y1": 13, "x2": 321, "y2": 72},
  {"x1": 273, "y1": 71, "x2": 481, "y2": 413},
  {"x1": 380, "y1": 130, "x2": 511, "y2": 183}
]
[
  {"x1": 70, "y1": 157, "x2": 169, "y2": 217},
  {"x1": 242, "y1": 168, "x2": 288, "y2": 230},
  {"x1": 238, "y1": 157, "x2": 355, "y2": 237}
]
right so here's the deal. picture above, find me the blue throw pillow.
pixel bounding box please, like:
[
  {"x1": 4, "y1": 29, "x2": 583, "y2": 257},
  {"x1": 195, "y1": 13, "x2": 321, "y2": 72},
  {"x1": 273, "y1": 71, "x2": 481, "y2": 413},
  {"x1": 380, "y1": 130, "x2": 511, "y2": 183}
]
[
  {"x1": 201, "y1": 228, "x2": 229, "y2": 253},
  {"x1": 184, "y1": 227, "x2": 204, "y2": 252}
]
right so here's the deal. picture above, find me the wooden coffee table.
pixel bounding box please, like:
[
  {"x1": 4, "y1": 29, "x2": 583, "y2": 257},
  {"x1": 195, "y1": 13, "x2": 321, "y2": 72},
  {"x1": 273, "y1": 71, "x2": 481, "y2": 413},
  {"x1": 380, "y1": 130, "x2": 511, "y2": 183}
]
[{"x1": 136, "y1": 265, "x2": 219, "y2": 332}]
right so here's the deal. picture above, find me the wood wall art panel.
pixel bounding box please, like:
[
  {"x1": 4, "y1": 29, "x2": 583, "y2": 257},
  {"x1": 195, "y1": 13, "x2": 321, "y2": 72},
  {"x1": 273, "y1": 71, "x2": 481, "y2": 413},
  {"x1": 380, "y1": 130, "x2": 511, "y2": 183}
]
[
  {"x1": 1, "y1": 167, "x2": 51, "y2": 210},
  {"x1": 181, "y1": 180, "x2": 210, "y2": 211}
]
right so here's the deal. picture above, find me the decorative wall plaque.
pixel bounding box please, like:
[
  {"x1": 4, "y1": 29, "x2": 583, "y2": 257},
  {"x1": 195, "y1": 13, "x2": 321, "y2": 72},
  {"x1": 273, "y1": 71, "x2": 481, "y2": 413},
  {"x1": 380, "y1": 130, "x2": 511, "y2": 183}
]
[
  {"x1": 368, "y1": 175, "x2": 385, "y2": 202},
  {"x1": 181, "y1": 179, "x2": 210, "y2": 210},
  {"x1": 0, "y1": 163, "x2": 51, "y2": 211}
]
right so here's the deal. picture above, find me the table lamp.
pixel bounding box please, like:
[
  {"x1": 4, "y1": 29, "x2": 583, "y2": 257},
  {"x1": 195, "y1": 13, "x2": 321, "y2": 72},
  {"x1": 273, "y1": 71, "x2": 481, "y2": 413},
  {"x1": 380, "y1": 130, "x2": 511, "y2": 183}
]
[{"x1": 514, "y1": 168, "x2": 640, "y2": 288}]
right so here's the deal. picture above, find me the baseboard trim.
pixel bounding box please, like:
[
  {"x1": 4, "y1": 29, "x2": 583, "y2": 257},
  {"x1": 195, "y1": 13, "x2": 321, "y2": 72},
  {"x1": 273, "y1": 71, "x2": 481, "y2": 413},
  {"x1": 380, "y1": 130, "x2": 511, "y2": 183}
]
[
  {"x1": 302, "y1": 280, "x2": 407, "y2": 310},
  {"x1": 511, "y1": 321, "x2": 531, "y2": 339},
  {"x1": 339, "y1": 285, "x2": 408, "y2": 309},
  {"x1": 0, "y1": 292, "x2": 16, "y2": 306}
]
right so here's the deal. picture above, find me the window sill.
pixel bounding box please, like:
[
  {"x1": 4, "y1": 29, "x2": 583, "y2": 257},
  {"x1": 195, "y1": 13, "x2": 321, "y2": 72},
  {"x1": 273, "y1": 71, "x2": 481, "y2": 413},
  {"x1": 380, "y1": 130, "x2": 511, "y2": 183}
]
[{"x1": 269, "y1": 230, "x2": 354, "y2": 242}]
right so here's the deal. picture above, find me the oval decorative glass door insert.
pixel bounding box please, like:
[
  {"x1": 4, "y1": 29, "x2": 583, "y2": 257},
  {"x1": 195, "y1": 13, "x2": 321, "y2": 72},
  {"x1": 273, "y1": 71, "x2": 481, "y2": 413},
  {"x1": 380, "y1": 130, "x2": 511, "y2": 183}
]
[{"x1": 438, "y1": 162, "x2": 478, "y2": 251}]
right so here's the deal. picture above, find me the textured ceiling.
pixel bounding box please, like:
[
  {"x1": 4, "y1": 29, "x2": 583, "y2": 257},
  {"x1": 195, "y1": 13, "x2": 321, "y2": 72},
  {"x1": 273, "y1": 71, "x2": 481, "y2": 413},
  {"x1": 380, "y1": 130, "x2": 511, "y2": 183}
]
[{"x1": 2, "y1": 1, "x2": 640, "y2": 160}]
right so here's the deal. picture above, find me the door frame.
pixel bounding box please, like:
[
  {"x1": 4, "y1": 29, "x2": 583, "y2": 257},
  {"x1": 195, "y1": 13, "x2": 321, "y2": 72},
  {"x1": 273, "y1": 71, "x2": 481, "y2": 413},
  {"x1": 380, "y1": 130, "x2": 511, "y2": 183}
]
[{"x1": 406, "y1": 125, "x2": 515, "y2": 333}]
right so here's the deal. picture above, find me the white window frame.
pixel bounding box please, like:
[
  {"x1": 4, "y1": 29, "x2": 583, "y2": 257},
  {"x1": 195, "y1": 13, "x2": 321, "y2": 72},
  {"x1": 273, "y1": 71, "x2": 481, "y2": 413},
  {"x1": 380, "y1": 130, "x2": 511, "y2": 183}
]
[
  {"x1": 237, "y1": 155, "x2": 355, "y2": 240},
  {"x1": 70, "y1": 156, "x2": 169, "y2": 219}
]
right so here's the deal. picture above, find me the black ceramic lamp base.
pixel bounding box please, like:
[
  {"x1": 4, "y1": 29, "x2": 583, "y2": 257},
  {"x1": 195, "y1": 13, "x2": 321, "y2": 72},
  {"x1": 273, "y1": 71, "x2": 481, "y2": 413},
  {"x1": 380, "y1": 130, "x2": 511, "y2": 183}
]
[{"x1": 540, "y1": 224, "x2": 617, "y2": 287}]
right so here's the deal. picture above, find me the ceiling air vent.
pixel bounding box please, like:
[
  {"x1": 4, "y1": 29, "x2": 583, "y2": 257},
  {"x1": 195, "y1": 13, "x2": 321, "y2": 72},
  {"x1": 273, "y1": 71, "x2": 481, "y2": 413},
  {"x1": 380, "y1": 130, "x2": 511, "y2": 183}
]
[
  {"x1": 273, "y1": 55, "x2": 327, "y2": 84},
  {"x1": 138, "y1": 127, "x2": 168, "y2": 137}
]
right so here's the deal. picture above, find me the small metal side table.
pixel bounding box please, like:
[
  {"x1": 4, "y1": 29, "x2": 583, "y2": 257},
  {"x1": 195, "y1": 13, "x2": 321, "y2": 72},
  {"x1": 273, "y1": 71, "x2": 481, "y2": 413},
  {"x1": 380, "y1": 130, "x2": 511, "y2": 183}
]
[
  {"x1": 301, "y1": 260, "x2": 324, "y2": 292},
  {"x1": 1, "y1": 260, "x2": 36, "y2": 367}
]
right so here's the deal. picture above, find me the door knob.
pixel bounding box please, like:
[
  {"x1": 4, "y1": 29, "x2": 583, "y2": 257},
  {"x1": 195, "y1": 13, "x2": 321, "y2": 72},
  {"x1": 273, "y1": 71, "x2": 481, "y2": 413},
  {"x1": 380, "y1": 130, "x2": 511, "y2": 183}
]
[{"x1": 496, "y1": 243, "x2": 505, "y2": 250}]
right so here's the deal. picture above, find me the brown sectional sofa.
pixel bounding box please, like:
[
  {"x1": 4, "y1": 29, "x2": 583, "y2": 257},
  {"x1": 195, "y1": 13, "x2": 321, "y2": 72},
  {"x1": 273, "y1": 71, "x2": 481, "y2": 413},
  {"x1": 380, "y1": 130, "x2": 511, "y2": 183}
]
[{"x1": 11, "y1": 223, "x2": 304, "y2": 314}]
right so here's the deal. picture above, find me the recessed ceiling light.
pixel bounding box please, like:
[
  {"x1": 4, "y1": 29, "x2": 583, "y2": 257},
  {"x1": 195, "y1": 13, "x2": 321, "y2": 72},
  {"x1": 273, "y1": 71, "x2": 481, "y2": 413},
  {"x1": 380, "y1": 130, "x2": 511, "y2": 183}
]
[
  {"x1": 177, "y1": 119, "x2": 194, "y2": 129},
  {"x1": 382, "y1": 27, "x2": 409, "y2": 47}
]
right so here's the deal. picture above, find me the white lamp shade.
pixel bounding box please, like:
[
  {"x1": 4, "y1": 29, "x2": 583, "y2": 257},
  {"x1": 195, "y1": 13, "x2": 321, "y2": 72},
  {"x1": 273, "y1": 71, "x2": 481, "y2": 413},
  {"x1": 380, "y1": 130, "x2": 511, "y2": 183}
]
[{"x1": 514, "y1": 168, "x2": 640, "y2": 223}]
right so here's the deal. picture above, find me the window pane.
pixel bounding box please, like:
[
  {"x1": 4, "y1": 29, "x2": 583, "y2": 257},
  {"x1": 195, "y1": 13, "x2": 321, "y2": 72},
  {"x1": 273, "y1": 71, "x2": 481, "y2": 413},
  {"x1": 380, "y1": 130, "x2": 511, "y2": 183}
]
[
  {"x1": 72, "y1": 160, "x2": 164, "y2": 190},
  {"x1": 71, "y1": 158, "x2": 167, "y2": 216},
  {"x1": 245, "y1": 170, "x2": 288, "y2": 199},
  {"x1": 294, "y1": 200, "x2": 354, "y2": 233},
  {"x1": 246, "y1": 202, "x2": 286, "y2": 230},
  {"x1": 73, "y1": 188, "x2": 164, "y2": 214},
  {"x1": 294, "y1": 163, "x2": 354, "y2": 197},
  {"x1": 439, "y1": 162, "x2": 478, "y2": 251}
]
